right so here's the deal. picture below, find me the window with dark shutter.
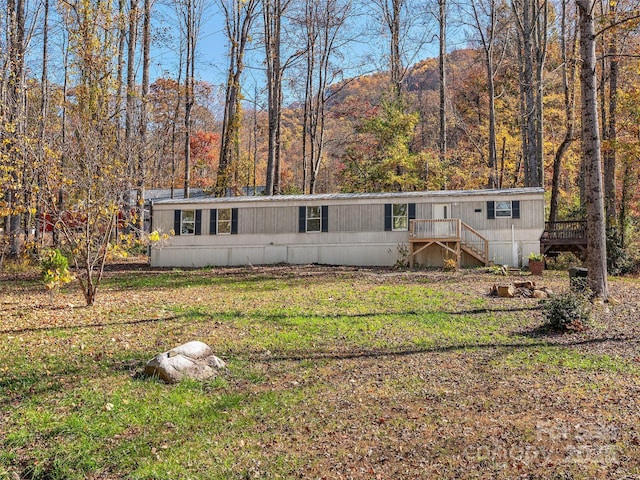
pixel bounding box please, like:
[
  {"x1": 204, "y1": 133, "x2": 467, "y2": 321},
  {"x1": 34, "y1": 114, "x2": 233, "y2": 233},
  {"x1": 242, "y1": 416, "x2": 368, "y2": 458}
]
[
  {"x1": 488, "y1": 200, "x2": 518, "y2": 219},
  {"x1": 299, "y1": 206, "x2": 327, "y2": 233}
]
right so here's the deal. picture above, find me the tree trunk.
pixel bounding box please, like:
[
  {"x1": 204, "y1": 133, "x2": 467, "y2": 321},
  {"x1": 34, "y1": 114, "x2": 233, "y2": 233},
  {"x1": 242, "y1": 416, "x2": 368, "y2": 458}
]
[
  {"x1": 549, "y1": 0, "x2": 577, "y2": 224},
  {"x1": 178, "y1": 0, "x2": 204, "y2": 199},
  {"x1": 576, "y1": 0, "x2": 608, "y2": 300},
  {"x1": 217, "y1": 0, "x2": 258, "y2": 197},
  {"x1": 36, "y1": 0, "x2": 50, "y2": 246},
  {"x1": 438, "y1": 0, "x2": 447, "y2": 165},
  {"x1": 5, "y1": 0, "x2": 26, "y2": 257},
  {"x1": 137, "y1": 0, "x2": 151, "y2": 232},
  {"x1": 602, "y1": 0, "x2": 618, "y2": 229},
  {"x1": 125, "y1": 0, "x2": 138, "y2": 231},
  {"x1": 263, "y1": 0, "x2": 286, "y2": 195}
]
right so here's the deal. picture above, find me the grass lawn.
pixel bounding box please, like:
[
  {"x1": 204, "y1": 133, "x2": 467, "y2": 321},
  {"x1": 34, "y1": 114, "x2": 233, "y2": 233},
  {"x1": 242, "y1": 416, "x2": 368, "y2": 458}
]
[{"x1": 1, "y1": 263, "x2": 639, "y2": 479}]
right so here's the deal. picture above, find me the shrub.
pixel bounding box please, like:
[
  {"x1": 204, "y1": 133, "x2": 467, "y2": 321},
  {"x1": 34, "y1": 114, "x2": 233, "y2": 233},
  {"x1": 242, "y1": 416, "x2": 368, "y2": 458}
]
[
  {"x1": 389, "y1": 243, "x2": 410, "y2": 269},
  {"x1": 443, "y1": 258, "x2": 457, "y2": 272},
  {"x1": 607, "y1": 227, "x2": 636, "y2": 275},
  {"x1": 541, "y1": 289, "x2": 591, "y2": 332},
  {"x1": 545, "y1": 252, "x2": 582, "y2": 271},
  {"x1": 40, "y1": 248, "x2": 74, "y2": 303}
]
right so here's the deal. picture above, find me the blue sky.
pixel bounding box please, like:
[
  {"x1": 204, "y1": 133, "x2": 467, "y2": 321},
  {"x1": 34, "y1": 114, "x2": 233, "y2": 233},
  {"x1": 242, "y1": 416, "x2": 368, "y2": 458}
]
[{"x1": 149, "y1": 1, "x2": 446, "y2": 107}]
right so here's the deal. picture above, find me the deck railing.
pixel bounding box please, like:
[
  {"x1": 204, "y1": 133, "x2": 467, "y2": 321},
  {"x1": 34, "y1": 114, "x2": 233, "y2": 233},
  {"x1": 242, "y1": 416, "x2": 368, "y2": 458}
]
[
  {"x1": 542, "y1": 220, "x2": 586, "y2": 240},
  {"x1": 410, "y1": 218, "x2": 460, "y2": 239}
]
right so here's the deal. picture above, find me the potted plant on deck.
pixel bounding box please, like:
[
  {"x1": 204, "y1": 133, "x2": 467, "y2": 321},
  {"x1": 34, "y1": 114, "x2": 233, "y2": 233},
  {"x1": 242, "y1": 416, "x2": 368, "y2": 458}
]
[{"x1": 528, "y1": 252, "x2": 545, "y2": 275}]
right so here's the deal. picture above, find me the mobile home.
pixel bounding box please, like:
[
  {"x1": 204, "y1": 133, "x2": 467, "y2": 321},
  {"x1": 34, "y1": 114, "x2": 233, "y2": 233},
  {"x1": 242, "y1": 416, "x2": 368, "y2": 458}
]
[{"x1": 149, "y1": 187, "x2": 545, "y2": 268}]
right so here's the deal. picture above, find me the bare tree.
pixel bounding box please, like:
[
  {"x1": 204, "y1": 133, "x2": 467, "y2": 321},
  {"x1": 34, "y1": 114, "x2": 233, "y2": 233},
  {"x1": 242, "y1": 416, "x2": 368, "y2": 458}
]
[
  {"x1": 549, "y1": 0, "x2": 578, "y2": 224},
  {"x1": 370, "y1": 0, "x2": 406, "y2": 96},
  {"x1": 465, "y1": 0, "x2": 511, "y2": 188},
  {"x1": 438, "y1": 0, "x2": 447, "y2": 165},
  {"x1": 511, "y1": 0, "x2": 548, "y2": 187},
  {"x1": 35, "y1": 0, "x2": 51, "y2": 246},
  {"x1": 575, "y1": 0, "x2": 608, "y2": 300},
  {"x1": 216, "y1": 0, "x2": 260, "y2": 196},
  {"x1": 263, "y1": 0, "x2": 294, "y2": 195},
  {"x1": 124, "y1": 0, "x2": 139, "y2": 230},
  {"x1": 175, "y1": 0, "x2": 205, "y2": 198},
  {"x1": 2, "y1": 0, "x2": 26, "y2": 257},
  {"x1": 52, "y1": 0, "x2": 128, "y2": 305},
  {"x1": 137, "y1": 0, "x2": 153, "y2": 231},
  {"x1": 300, "y1": 0, "x2": 350, "y2": 193}
]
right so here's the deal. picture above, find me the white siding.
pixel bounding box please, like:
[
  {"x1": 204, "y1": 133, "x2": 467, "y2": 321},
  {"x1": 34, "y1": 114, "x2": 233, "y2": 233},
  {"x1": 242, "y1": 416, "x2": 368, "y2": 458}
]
[{"x1": 150, "y1": 188, "x2": 545, "y2": 268}]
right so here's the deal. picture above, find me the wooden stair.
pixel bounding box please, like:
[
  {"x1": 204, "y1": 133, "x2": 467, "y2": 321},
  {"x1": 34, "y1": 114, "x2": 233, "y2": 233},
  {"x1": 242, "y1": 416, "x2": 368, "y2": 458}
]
[{"x1": 408, "y1": 219, "x2": 489, "y2": 268}]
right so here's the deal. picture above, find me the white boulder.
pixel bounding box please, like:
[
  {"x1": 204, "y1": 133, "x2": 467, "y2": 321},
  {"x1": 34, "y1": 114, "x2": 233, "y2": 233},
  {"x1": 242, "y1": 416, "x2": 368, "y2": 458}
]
[{"x1": 144, "y1": 341, "x2": 226, "y2": 384}]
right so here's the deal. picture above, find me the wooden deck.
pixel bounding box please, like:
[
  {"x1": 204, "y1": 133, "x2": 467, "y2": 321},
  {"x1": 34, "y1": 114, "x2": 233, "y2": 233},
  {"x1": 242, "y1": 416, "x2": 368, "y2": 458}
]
[
  {"x1": 409, "y1": 219, "x2": 489, "y2": 268},
  {"x1": 540, "y1": 220, "x2": 587, "y2": 258}
]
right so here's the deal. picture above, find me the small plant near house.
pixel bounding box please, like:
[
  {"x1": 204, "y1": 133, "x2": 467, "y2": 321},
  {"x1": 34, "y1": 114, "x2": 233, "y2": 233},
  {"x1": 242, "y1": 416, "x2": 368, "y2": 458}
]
[
  {"x1": 389, "y1": 243, "x2": 410, "y2": 269},
  {"x1": 541, "y1": 289, "x2": 591, "y2": 332},
  {"x1": 40, "y1": 248, "x2": 74, "y2": 305},
  {"x1": 485, "y1": 264, "x2": 509, "y2": 275},
  {"x1": 528, "y1": 252, "x2": 545, "y2": 275},
  {"x1": 443, "y1": 258, "x2": 457, "y2": 272}
]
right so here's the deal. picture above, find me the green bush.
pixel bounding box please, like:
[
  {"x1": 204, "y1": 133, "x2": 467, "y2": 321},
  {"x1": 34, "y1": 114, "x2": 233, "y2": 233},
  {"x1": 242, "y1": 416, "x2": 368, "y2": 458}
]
[
  {"x1": 607, "y1": 227, "x2": 636, "y2": 275},
  {"x1": 542, "y1": 289, "x2": 591, "y2": 332},
  {"x1": 545, "y1": 252, "x2": 582, "y2": 271},
  {"x1": 40, "y1": 248, "x2": 74, "y2": 293}
]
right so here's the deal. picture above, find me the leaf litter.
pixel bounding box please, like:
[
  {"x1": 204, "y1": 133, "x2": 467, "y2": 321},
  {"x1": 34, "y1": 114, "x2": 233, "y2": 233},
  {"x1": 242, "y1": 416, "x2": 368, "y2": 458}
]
[{"x1": 1, "y1": 262, "x2": 639, "y2": 479}]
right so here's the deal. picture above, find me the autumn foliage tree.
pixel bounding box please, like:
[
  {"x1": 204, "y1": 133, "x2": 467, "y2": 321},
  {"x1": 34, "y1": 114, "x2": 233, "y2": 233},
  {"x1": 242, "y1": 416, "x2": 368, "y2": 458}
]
[
  {"x1": 341, "y1": 97, "x2": 428, "y2": 192},
  {"x1": 190, "y1": 130, "x2": 221, "y2": 188},
  {"x1": 41, "y1": 0, "x2": 129, "y2": 306}
]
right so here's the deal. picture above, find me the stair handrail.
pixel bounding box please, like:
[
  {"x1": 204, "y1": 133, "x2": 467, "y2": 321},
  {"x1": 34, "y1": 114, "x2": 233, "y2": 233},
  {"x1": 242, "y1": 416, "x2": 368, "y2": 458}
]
[{"x1": 460, "y1": 221, "x2": 489, "y2": 262}]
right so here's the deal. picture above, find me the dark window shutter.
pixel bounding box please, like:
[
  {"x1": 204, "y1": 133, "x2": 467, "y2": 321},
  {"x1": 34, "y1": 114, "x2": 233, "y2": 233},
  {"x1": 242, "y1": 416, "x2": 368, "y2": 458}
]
[
  {"x1": 209, "y1": 209, "x2": 217, "y2": 235},
  {"x1": 174, "y1": 210, "x2": 181, "y2": 236},
  {"x1": 231, "y1": 208, "x2": 239, "y2": 234},
  {"x1": 408, "y1": 203, "x2": 416, "y2": 220},
  {"x1": 512, "y1": 201, "x2": 520, "y2": 219},
  {"x1": 299, "y1": 206, "x2": 306, "y2": 233},
  {"x1": 487, "y1": 201, "x2": 495, "y2": 219},
  {"x1": 321, "y1": 206, "x2": 328, "y2": 232},
  {"x1": 384, "y1": 204, "x2": 392, "y2": 231},
  {"x1": 195, "y1": 209, "x2": 202, "y2": 235}
]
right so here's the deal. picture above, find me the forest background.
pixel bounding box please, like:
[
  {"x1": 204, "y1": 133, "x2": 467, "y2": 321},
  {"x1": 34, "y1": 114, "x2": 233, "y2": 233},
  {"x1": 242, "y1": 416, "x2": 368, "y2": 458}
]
[{"x1": 1, "y1": 0, "x2": 639, "y2": 281}]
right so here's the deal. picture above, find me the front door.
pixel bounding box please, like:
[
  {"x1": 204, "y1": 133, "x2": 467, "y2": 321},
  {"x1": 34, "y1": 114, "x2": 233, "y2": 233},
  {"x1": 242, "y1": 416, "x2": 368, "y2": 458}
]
[
  {"x1": 433, "y1": 203, "x2": 450, "y2": 219},
  {"x1": 433, "y1": 204, "x2": 451, "y2": 236}
]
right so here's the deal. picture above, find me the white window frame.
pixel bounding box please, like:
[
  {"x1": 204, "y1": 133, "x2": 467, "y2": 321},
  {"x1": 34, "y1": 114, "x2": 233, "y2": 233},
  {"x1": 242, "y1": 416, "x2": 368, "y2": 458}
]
[
  {"x1": 392, "y1": 203, "x2": 408, "y2": 231},
  {"x1": 306, "y1": 206, "x2": 322, "y2": 232},
  {"x1": 217, "y1": 208, "x2": 232, "y2": 235},
  {"x1": 495, "y1": 201, "x2": 513, "y2": 218},
  {"x1": 181, "y1": 209, "x2": 196, "y2": 235}
]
